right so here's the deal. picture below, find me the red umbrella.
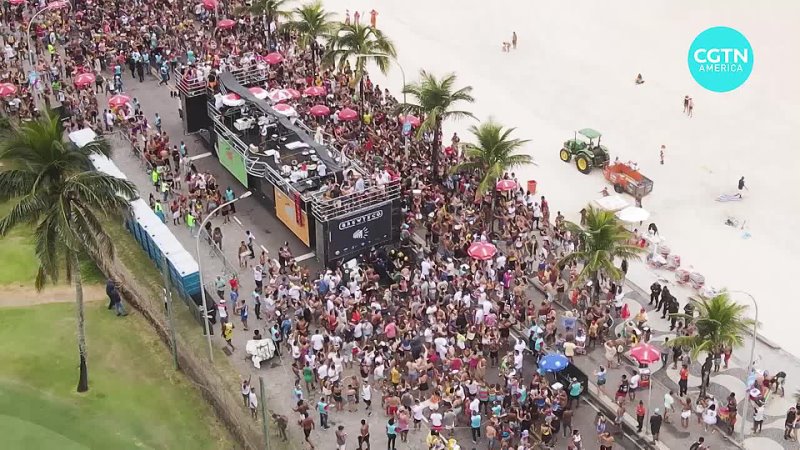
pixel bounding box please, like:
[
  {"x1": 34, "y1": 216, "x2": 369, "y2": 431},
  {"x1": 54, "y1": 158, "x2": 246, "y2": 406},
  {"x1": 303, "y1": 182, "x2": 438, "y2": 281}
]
[
  {"x1": 303, "y1": 86, "x2": 326, "y2": 97},
  {"x1": 74, "y1": 72, "x2": 95, "y2": 89},
  {"x1": 9, "y1": 0, "x2": 24, "y2": 5},
  {"x1": 0, "y1": 83, "x2": 18, "y2": 97},
  {"x1": 399, "y1": 114, "x2": 420, "y2": 127},
  {"x1": 287, "y1": 88, "x2": 301, "y2": 99},
  {"x1": 468, "y1": 242, "x2": 497, "y2": 261},
  {"x1": 310, "y1": 104, "x2": 331, "y2": 117},
  {"x1": 248, "y1": 86, "x2": 267, "y2": 100},
  {"x1": 108, "y1": 93, "x2": 131, "y2": 108},
  {"x1": 263, "y1": 52, "x2": 283, "y2": 65},
  {"x1": 217, "y1": 19, "x2": 236, "y2": 30},
  {"x1": 202, "y1": 0, "x2": 217, "y2": 10},
  {"x1": 337, "y1": 107, "x2": 358, "y2": 122},
  {"x1": 629, "y1": 343, "x2": 661, "y2": 364},
  {"x1": 496, "y1": 179, "x2": 518, "y2": 192}
]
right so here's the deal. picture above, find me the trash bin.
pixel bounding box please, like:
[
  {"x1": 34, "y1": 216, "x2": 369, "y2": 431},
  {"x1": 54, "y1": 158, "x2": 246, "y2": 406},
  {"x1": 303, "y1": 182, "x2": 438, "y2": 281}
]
[{"x1": 527, "y1": 180, "x2": 537, "y2": 194}]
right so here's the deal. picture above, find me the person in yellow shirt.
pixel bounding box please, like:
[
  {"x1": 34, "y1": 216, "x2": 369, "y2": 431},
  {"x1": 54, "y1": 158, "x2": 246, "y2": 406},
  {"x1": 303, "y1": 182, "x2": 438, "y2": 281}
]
[{"x1": 390, "y1": 366, "x2": 401, "y2": 387}]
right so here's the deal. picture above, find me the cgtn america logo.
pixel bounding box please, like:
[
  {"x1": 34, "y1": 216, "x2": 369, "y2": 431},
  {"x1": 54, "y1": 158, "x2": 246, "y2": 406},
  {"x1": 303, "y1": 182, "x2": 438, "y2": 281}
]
[
  {"x1": 692, "y1": 48, "x2": 748, "y2": 73},
  {"x1": 338, "y1": 210, "x2": 384, "y2": 231},
  {"x1": 688, "y1": 26, "x2": 753, "y2": 93}
]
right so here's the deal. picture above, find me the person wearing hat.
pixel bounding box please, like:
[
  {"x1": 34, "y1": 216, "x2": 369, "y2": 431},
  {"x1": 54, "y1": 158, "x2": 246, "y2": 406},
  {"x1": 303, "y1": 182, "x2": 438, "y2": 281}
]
[{"x1": 650, "y1": 408, "x2": 663, "y2": 443}]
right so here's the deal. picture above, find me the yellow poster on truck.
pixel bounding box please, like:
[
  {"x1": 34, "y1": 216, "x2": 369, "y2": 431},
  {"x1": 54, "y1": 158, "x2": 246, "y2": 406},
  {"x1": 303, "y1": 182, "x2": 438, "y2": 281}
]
[{"x1": 274, "y1": 187, "x2": 310, "y2": 246}]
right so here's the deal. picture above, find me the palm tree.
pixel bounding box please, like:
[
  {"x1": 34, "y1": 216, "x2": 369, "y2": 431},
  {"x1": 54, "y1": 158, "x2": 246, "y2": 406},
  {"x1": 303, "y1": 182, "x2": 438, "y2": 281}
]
[
  {"x1": 0, "y1": 114, "x2": 137, "y2": 392},
  {"x1": 322, "y1": 22, "x2": 396, "y2": 105},
  {"x1": 668, "y1": 292, "x2": 756, "y2": 359},
  {"x1": 450, "y1": 120, "x2": 532, "y2": 194},
  {"x1": 283, "y1": 1, "x2": 336, "y2": 74},
  {"x1": 559, "y1": 205, "x2": 645, "y2": 287},
  {"x1": 399, "y1": 71, "x2": 475, "y2": 181},
  {"x1": 241, "y1": 0, "x2": 293, "y2": 48}
]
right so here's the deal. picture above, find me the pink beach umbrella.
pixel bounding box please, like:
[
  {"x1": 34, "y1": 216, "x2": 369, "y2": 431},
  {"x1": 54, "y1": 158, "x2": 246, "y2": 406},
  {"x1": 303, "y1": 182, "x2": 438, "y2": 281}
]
[
  {"x1": 74, "y1": 72, "x2": 95, "y2": 89},
  {"x1": 399, "y1": 114, "x2": 420, "y2": 127},
  {"x1": 310, "y1": 105, "x2": 331, "y2": 117},
  {"x1": 629, "y1": 343, "x2": 661, "y2": 364},
  {"x1": 495, "y1": 179, "x2": 518, "y2": 192},
  {"x1": 337, "y1": 107, "x2": 358, "y2": 122},
  {"x1": 303, "y1": 86, "x2": 326, "y2": 97},
  {"x1": 0, "y1": 83, "x2": 18, "y2": 97},
  {"x1": 468, "y1": 242, "x2": 497, "y2": 261},
  {"x1": 108, "y1": 93, "x2": 131, "y2": 108},
  {"x1": 217, "y1": 19, "x2": 236, "y2": 30},
  {"x1": 263, "y1": 52, "x2": 284, "y2": 65},
  {"x1": 273, "y1": 103, "x2": 298, "y2": 117},
  {"x1": 268, "y1": 89, "x2": 294, "y2": 103},
  {"x1": 248, "y1": 86, "x2": 268, "y2": 100}
]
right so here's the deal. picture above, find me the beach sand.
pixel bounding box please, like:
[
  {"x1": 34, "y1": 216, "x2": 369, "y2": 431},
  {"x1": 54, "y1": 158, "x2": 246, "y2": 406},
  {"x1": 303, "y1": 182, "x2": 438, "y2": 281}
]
[{"x1": 323, "y1": 0, "x2": 800, "y2": 354}]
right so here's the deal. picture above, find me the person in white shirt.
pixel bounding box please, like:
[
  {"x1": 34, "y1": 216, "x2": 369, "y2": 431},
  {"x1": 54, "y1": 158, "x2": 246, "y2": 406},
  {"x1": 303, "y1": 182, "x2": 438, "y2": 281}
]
[
  {"x1": 361, "y1": 381, "x2": 372, "y2": 413},
  {"x1": 310, "y1": 330, "x2": 325, "y2": 352},
  {"x1": 412, "y1": 401, "x2": 425, "y2": 430},
  {"x1": 430, "y1": 411, "x2": 443, "y2": 428}
]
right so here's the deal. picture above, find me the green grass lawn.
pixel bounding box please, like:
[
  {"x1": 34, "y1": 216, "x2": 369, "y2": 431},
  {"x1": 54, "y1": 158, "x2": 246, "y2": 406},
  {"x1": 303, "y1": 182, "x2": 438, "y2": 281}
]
[
  {"x1": 0, "y1": 301, "x2": 233, "y2": 450},
  {"x1": 0, "y1": 202, "x2": 104, "y2": 286}
]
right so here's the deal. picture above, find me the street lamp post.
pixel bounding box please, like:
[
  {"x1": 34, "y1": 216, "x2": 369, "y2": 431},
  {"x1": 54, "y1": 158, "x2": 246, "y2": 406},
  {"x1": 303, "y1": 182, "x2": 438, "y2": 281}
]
[
  {"x1": 195, "y1": 190, "x2": 252, "y2": 361},
  {"x1": 729, "y1": 290, "x2": 758, "y2": 443},
  {"x1": 26, "y1": 1, "x2": 71, "y2": 105},
  {"x1": 354, "y1": 53, "x2": 406, "y2": 103}
]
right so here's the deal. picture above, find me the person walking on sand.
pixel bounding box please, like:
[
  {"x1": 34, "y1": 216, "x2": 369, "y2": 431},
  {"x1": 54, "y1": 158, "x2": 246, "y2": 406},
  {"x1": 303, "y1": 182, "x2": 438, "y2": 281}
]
[
  {"x1": 248, "y1": 386, "x2": 259, "y2": 419},
  {"x1": 344, "y1": 9, "x2": 350, "y2": 25},
  {"x1": 688, "y1": 97, "x2": 694, "y2": 117},
  {"x1": 660, "y1": 145, "x2": 665, "y2": 165},
  {"x1": 512, "y1": 32, "x2": 517, "y2": 49},
  {"x1": 683, "y1": 95, "x2": 690, "y2": 114},
  {"x1": 353, "y1": 10, "x2": 360, "y2": 25}
]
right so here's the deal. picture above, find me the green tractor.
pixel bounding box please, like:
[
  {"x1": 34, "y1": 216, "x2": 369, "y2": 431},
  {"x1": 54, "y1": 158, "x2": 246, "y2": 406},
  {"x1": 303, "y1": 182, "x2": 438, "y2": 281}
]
[{"x1": 559, "y1": 128, "x2": 610, "y2": 174}]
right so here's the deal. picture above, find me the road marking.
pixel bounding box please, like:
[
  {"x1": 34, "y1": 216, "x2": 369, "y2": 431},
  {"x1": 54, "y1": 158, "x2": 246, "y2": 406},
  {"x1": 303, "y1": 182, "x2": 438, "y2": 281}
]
[
  {"x1": 189, "y1": 152, "x2": 212, "y2": 161},
  {"x1": 295, "y1": 252, "x2": 316, "y2": 262},
  {"x1": 233, "y1": 216, "x2": 242, "y2": 226}
]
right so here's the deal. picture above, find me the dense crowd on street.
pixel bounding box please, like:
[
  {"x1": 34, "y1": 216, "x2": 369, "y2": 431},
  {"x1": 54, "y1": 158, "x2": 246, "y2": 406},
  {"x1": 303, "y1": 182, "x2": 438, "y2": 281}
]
[{"x1": 3, "y1": 1, "x2": 798, "y2": 449}]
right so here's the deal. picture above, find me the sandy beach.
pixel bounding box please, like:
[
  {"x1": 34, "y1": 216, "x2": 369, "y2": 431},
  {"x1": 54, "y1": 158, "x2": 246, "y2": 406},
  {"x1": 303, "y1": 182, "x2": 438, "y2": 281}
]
[{"x1": 323, "y1": 0, "x2": 800, "y2": 354}]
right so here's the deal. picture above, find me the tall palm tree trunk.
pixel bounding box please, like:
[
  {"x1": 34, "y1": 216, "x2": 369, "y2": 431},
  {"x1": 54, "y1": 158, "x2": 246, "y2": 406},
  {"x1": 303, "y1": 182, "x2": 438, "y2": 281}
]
[
  {"x1": 309, "y1": 43, "x2": 317, "y2": 76},
  {"x1": 266, "y1": 14, "x2": 273, "y2": 49},
  {"x1": 432, "y1": 117, "x2": 442, "y2": 182},
  {"x1": 73, "y1": 252, "x2": 89, "y2": 393}
]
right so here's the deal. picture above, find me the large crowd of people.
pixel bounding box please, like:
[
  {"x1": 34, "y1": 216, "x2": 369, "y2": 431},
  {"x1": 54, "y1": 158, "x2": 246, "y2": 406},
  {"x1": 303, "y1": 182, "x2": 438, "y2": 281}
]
[{"x1": 3, "y1": 1, "x2": 795, "y2": 450}]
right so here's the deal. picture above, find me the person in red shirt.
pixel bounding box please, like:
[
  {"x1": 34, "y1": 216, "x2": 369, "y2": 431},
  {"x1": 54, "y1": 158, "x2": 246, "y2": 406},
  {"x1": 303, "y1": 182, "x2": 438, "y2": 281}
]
[
  {"x1": 678, "y1": 364, "x2": 689, "y2": 396},
  {"x1": 636, "y1": 400, "x2": 646, "y2": 432}
]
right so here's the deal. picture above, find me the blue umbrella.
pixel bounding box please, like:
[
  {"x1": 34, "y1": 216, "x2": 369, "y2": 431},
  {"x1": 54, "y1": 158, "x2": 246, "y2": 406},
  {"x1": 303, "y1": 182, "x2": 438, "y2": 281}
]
[{"x1": 538, "y1": 353, "x2": 570, "y2": 373}]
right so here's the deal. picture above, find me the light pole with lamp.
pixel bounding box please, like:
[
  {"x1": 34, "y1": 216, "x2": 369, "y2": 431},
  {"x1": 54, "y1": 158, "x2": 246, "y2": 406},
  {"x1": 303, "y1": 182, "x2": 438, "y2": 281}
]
[
  {"x1": 195, "y1": 190, "x2": 252, "y2": 361},
  {"x1": 354, "y1": 53, "x2": 406, "y2": 103},
  {"x1": 26, "y1": 0, "x2": 71, "y2": 104},
  {"x1": 728, "y1": 290, "x2": 758, "y2": 443}
]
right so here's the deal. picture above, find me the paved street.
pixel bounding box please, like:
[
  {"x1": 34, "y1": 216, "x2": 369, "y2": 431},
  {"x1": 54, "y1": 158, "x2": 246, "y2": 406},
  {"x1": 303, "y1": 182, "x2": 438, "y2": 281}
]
[{"x1": 102, "y1": 69, "x2": 647, "y2": 450}]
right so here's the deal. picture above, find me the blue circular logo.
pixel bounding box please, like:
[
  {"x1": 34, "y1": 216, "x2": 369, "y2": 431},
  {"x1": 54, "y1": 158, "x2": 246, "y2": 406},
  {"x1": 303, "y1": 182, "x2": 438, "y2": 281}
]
[{"x1": 688, "y1": 26, "x2": 753, "y2": 92}]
